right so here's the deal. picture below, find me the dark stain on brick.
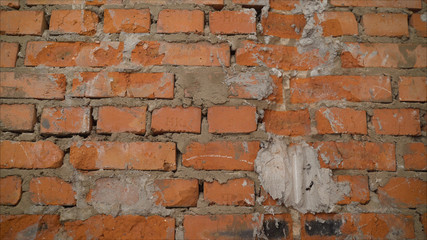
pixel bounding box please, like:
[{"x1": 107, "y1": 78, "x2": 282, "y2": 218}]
[
  {"x1": 305, "y1": 219, "x2": 343, "y2": 236},
  {"x1": 263, "y1": 219, "x2": 289, "y2": 239},
  {"x1": 41, "y1": 119, "x2": 50, "y2": 129}
]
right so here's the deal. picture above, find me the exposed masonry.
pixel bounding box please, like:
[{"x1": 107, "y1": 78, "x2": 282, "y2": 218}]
[{"x1": 0, "y1": 0, "x2": 426, "y2": 239}]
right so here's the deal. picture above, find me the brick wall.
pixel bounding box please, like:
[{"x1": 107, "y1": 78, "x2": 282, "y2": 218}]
[{"x1": 0, "y1": 0, "x2": 426, "y2": 239}]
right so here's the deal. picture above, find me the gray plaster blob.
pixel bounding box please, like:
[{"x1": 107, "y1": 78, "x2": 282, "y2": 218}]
[{"x1": 255, "y1": 137, "x2": 350, "y2": 213}]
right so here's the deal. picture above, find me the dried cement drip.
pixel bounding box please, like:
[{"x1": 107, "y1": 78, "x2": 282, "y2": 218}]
[
  {"x1": 255, "y1": 137, "x2": 350, "y2": 213},
  {"x1": 225, "y1": 72, "x2": 274, "y2": 100}
]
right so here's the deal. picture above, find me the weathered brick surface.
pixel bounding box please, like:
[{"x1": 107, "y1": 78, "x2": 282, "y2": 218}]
[
  {"x1": 0, "y1": 141, "x2": 64, "y2": 169},
  {"x1": 372, "y1": 109, "x2": 421, "y2": 135},
  {"x1": 0, "y1": 42, "x2": 18, "y2": 67},
  {"x1": 157, "y1": 9, "x2": 204, "y2": 34},
  {"x1": 0, "y1": 104, "x2": 36, "y2": 131},
  {"x1": 208, "y1": 106, "x2": 257, "y2": 133},
  {"x1": 320, "y1": 12, "x2": 358, "y2": 36},
  {"x1": 378, "y1": 177, "x2": 426, "y2": 208},
  {"x1": 0, "y1": 176, "x2": 22, "y2": 205},
  {"x1": 403, "y1": 142, "x2": 427, "y2": 170},
  {"x1": 410, "y1": 13, "x2": 427, "y2": 37},
  {"x1": 362, "y1": 13, "x2": 409, "y2": 36},
  {"x1": 97, "y1": 106, "x2": 147, "y2": 134},
  {"x1": 0, "y1": 215, "x2": 61, "y2": 239},
  {"x1": 29, "y1": 177, "x2": 76, "y2": 206},
  {"x1": 264, "y1": 110, "x2": 311, "y2": 136},
  {"x1": 41, "y1": 107, "x2": 92, "y2": 135},
  {"x1": 261, "y1": 13, "x2": 305, "y2": 39},
  {"x1": 204, "y1": 178, "x2": 255, "y2": 206},
  {"x1": 104, "y1": 9, "x2": 150, "y2": 33},
  {"x1": 316, "y1": 108, "x2": 367, "y2": 134},
  {"x1": 50, "y1": 10, "x2": 98, "y2": 35},
  {"x1": 151, "y1": 106, "x2": 201, "y2": 133},
  {"x1": 335, "y1": 175, "x2": 370, "y2": 205},
  {"x1": 210, "y1": 10, "x2": 256, "y2": 34},
  {"x1": 154, "y1": 179, "x2": 199, "y2": 207},
  {"x1": 398, "y1": 76, "x2": 426, "y2": 102},
  {"x1": 70, "y1": 141, "x2": 176, "y2": 170},
  {"x1": 0, "y1": 11, "x2": 46, "y2": 35}
]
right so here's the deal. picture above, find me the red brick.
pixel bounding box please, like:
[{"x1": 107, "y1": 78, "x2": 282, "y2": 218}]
[
  {"x1": 41, "y1": 107, "x2": 92, "y2": 135},
  {"x1": 0, "y1": 176, "x2": 21, "y2": 205},
  {"x1": 0, "y1": 72, "x2": 66, "y2": 99},
  {"x1": 301, "y1": 213, "x2": 414, "y2": 239},
  {"x1": 372, "y1": 109, "x2": 420, "y2": 135},
  {"x1": 184, "y1": 214, "x2": 292, "y2": 240},
  {"x1": 97, "y1": 106, "x2": 146, "y2": 134},
  {"x1": 236, "y1": 40, "x2": 328, "y2": 70},
  {"x1": 72, "y1": 72, "x2": 174, "y2": 99},
  {"x1": 0, "y1": 11, "x2": 46, "y2": 35},
  {"x1": 29, "y1": 177, "x2": 76, "y2": 206},
  {"x1": 154, "y1": 179, "x2": 199, "y2": 207},
  {"x1": 25, "y1": 41, "x2": 123, "y2": 67},
  {"x1": 130, "y1": 0, "x2": 223, "y2": 7},
  {"x1": 270, "y1": 0, "x2": 299, "y2": 10},
  {"x1": 0, "y1": 215, "x2": 60, "y2": 240},
  {"x1": 157, "y1": 9, "x2": 204, "y2": 34},
  {"x1": 210, "y1": 10, "x2": 256, "y2": 34},
  {"x1": 314, "y1": 141, "x2": 396, "y2": 171},
  {"x1": 260, "y1": 186, "x2": 279, "y2": 206},
  {"x1": 0, "y1": 141, "x2": 64, "y2": 169},
  {"x1": 232, "y1": 0, "x2": 267, "y2": 6},
  {"x1": 131, "y1": 41, "x2": 230, "y2": 66},
  {"x1": 50, "y1": 10, "x2": 98, "y2": 35},
  {"x1": 63, "y1": 215, "x2": 175, "y2": 240},
  {"x1": 0, "y1": 104, "x2": 36, "y2": 131},
  {"x1": 410, "y1": 13, "x2": 427, "y2": 37},
  {"x1": 399, "y1": 76, "x2": 426, "y2": 102},
  {"x1": 261, "y1": 13, "x2": 305, "y2": 39},
  {"x1": 331, "y1": 0, "x2": 421, "y2": 8},
  {"x1": 316, "y1": 108, "x2": 367, "y2": 134},
  {"x1": 342, "y1": 43, "x2": 426, "y2": 68},
  {"x1": 0, "y1": 42, "x2": 18, "y2": 67},
  {"x1": 290, "y1": 76, "x2": 392, "y2": 103},
  {"x1": 335, "y1": 175, "x2": 369, "y2": 205},
  {"x1": 403, "y1": 142, "x2": 427, "y2": 170},
  {"x1": 87, "y1": 177, "x2": 144, "y2": 206},
  {"x1": 362, "y1": 13, "x2": 408, "y2": 36},
  {"x1": 267, "y1": 75, "x2": 284, "y2": 103},
  {"x1": 320, "y1": 12, "x2": 358, "y2": 36},
  {"x1": 104, "y1": 9, "x2": 150, "y2": 33},
  {"x1": 204, "y1": 178, "x2": 254, "y2": 206},
  {"x1": 226, "y1": 73, "x2": 280, "y2": 100},
  {"x1": 70, "y1": 141, "x2": 176, "y2": 170},
  {"x1": 378, "y1": 177, "x2": 426, "y2": 208},
  {"x1": 0, "y1": 0, "x2": 19, "y2": 8},
  {"x1": 151, "y1": 106, "x2": 201, "y2": 133},
  {"x1": 208, "y1": 106, "x2": 257, "y2": 133},
  {"x1": 264, "y1": 109, "x2": 311, "y2": 136},
  {"x1": 27, "y1": 0, "x2": 122, "y2": 4},
  {"x1": 182, "y1": 141, "x2": 259, "y2": 171}
]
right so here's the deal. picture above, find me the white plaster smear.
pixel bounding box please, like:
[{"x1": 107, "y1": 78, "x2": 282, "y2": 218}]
[{"x1": 255, "y1": 136, "x2": 350, "y2": 213}]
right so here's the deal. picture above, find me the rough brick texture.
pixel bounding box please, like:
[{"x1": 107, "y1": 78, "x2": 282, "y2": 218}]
[
  {"x1": 264, "y1": 110, "x2": 311, "y2": 136},
  {"x1": 403, "y1": 142, "x2": 427, "y2": 170},
  {"x1": 372, "y1": 109, "x2": 421, "y2": 135},
  {"x1": 204, "y1": 178, "x2": 255, "y2": 206},
  {"x1": 41, "y1": 107, "x2": 92, "y2": 135},
  {"x1": 0, "y1": 176, "x2": 21, "y2": 205},
  {"x1": 151, "y1": 106, "x2": 201, "y2": 133},
  {"x1": 378, "y1": 177, "x2": 426, "y2": 208},
  {"x1": 104, "y1": 9, "x2": 150, "y2": 33},
  {"x1": 316, "y1": 108, "x2": 367, "y2": 135},
  {"x1": 399, "y1": 77, "x2": 427, "y2": 102},
  {"x1": 0, "y1": 104, "x2": 36, "y2": 131},
  {"x1": 97, "y1": 106, "x2": 147, "y2": 134},
  {"x1": 0, "y1": 42, "x2": 18, "y2": 67},
  {"x1": 209, "y1": 10, "x2": 256, "y2": 34},
  {"x1": 157, "y1": 9, "x2": 204, "y2": 34},
  {"x1": 362, "y1": 13, "x2": 409, "y2": 36},
  {"x1": 29, "y1": 177, "x2": 76, "y2": 206},
  {"x1": 208, "y1": 106, "x2": 257, "y2": 133},
  {"x1": 154, "y1": 179, "x2": 199, "y2": 207},
  {"x1": 0, "y1": 11, "x2": 46, "y2": 35}
]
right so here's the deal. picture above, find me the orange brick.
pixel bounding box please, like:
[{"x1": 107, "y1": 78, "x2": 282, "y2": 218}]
[
  {"x1": 410, "y1": 13, "x2": 427, "y2": 37},
  {"x1": 301, "y1": 213, "x2": 415, "y2": 239},
  {"x1": 226, "y1": 73, "x2": 279, "y2": 100},
  {"x1": 151, "y1": 106, "x2": 201, "y2": 134},
  {"x1": 204, "y1": 178, "x2": 254, "y2": 206},
  {"x1": 104, "y1": 9, "x2": 150, "y2": 33},
  {"x1": 290, "y1": 76, "x2": 392, "y2": 103},
  {"x1": 0, "y1": 72, "x2": 66, "y2": 99},
  {"x1": 316, "y1": 108, "x2": 367, "y2": 134},
  {"x1": 50, "y1": 10, "x2": 98, "y2": 35},
  {"x1": 260, "y1": 186, "x2": 279, "y2": 206},
  {"x1": 399, "y1": 76, "x2": 426, "y2": 102},
  {"x1": 72, "y1": 72, "x2": 174, "y2": 99},
  {"x1": 264, "y1": 110, "x2": 311, "y2": 136},
  {"x1": 154, "y1": 179, "x2": 199, "y2": 207},
  {"x1": 270, "y1": 0, "x2": 299, "y2": 10},
  {"x1": 0, "y1": 104, "x2": 36, "y2": 131},
  {"x1": 378, "y1": 177, "x2": 426, "y2": 208},
  {"x1": 232, "y1": 0, "x2": 267, "y2": 7},
  {"x1": 362, "y1": 13, "x2": 408, "y2": 36},
  {"x1": 236, "y1": 40, "x2": 328, "y2": 70},
  {"x1": 0, "y1": 215, "x2": 60, "y2": 240},
  {"x1": 25, "y1": 41, "x2": 123, "y2": 67},
  {"x1": 182, "y1": 141, "x2": 259, "y2": 171},
  {"x1": 97, "y1": 106, "x2": 147, "y2": 134},
  {"x1": 0, "y1": 10, "x2": 46, "y2": 35},
  {"x1": 0, "y1": 141, "x2": 64, "y2": 169},
  {"x1": 27, "y1": 0, "x2": 122, "y2": 4},
  {"x1": 209, "y1": 10, "x2": 256, "y2": 34},
  {"x1": 41, "y1": 107, "x2": 92, "y2": 135},
  {"x1": 342, "y1": 43, "x2": 426, "y2": 68},
  {"x1": 330, "y1": 0, "x2": 421, "y2": 8},
  {"x1": 208, "y1": 106, "x2": 257, "y2": 133},
  {"x1": 63, "y1": 215, "x2": 175, "y2": 240},
  {"x1": 262, "y1": 13, "x2": 305, "y2": 39},
  {"x1": 0, "y1": 42, "x2": 18, "y2": 67},
  {"x1": 403, "y1": 142, "x2": 427, "y2": 170},
  {"x1": 335, "y1": 175, "x2": 369, "y2": 205},
  {"x1": 157, "y1": 9, "x2": 204, "y2": 34},
  {"x1": 184, "y1": 214, "x2": 292, "y2": 240},
  {"x1": 314, "y1": 141, "x2": 396, "y2": 171},
  {"x1": 0, "y1": 176, "x2": 21, "y2": 205},
  {"x1": 320, "y1": 12, "x2": 358, "y2": 36},
  {"x1": 29, "y1": 177, "x2": 76, "y2": 206},
  {"x1": 372, "y1": 109, "x2": 420, "y2": 135},
  {"x1": 131, "y1": 41, "x2": 230, "y2": 66},
  {"x1": 129, "y1": 0, "x2": 223, "y2": 7},
  {"x1": 0, "y1": 0, "x2": 19, "y2": 8},
  {"x1": 70, "y1": 141, "x2": 176, "y2": 170}
]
